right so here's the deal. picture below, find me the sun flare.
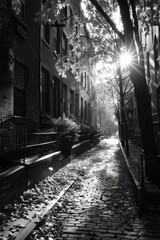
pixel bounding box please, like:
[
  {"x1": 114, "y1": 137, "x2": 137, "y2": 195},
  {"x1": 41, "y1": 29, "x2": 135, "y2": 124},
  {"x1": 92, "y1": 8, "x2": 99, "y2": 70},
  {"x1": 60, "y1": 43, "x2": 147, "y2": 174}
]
[{"x1": 120, "y1": 52, "x2": 132, "y2": 67}]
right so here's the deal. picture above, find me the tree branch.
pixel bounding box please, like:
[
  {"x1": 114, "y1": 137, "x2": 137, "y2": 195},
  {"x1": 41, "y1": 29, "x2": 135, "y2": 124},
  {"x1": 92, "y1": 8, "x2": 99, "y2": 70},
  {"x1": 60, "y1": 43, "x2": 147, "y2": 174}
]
[
  {"x1": 89, "y1": 0, "x2": 125, "y2": 42},
  {"x1": 123, "y1": 79, "x2": 130, "y2": 94},
  {"x1": 61, "y1": 10, "x2": 82, "y2": 22},
  {"x1": 125, "y1": 86, "x2": 134, "y2": 95},
  {"x1": 109, "y1": 82, "x2": 120, "y2": 95}
]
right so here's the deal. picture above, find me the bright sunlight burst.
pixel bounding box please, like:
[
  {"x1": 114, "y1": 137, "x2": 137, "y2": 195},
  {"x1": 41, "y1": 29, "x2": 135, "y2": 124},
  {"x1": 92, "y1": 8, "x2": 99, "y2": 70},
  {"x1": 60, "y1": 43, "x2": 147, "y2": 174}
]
[{"x1": 120, "y1": 52, "x2": 132, "y2": 67}]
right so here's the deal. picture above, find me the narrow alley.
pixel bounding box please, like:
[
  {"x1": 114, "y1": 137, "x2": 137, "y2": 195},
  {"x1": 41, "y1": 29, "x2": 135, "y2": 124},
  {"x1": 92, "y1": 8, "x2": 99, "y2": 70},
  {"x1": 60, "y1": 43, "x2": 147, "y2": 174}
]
[
  {"x1": 1, "y1": 1, "x2": 160, "y2": 239},
  {"x1": 26, "y1": 137, "x2": 160, "y2": 240}
]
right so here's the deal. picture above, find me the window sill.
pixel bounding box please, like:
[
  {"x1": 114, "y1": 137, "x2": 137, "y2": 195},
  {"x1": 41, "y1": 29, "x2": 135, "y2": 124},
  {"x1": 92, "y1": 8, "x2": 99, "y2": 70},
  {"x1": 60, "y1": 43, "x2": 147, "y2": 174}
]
[{"x1": 13, "y1": 116, "x2": 27, "y2": 124}]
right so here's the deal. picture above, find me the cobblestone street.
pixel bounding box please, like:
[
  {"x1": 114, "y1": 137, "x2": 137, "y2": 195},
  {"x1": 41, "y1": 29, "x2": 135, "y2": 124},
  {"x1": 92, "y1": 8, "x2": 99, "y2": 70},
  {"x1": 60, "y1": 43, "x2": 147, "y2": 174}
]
[{"x1": 28, "y1": 136, "x2": 160, "y2": 240}]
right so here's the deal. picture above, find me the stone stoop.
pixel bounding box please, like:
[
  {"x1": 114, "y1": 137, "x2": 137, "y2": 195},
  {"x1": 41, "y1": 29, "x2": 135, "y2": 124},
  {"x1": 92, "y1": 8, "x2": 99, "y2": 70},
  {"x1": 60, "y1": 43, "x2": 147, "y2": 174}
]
[
  {"x1": 72, "y1": 140, "x2": 91, "y2": 156},
  {"x1": 0, "y1": 166, "x2": 27, "y2": 211},
  {"x1": 24, "y1": 151, "x2": 61, "y2": 188},
  {"x1": 0, "y1": 140, "x2": 94, "y2": 210}
]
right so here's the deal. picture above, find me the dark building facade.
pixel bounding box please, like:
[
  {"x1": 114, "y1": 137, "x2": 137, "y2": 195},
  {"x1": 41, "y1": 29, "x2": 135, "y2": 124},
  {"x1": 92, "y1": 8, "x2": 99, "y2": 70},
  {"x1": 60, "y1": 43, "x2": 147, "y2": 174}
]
[
  {"x1": 0, "y1": 0, "x2": 41, "y2": 153},
  {"x1": 0, "y1": 0, "x2": 98, "y2": 171}
]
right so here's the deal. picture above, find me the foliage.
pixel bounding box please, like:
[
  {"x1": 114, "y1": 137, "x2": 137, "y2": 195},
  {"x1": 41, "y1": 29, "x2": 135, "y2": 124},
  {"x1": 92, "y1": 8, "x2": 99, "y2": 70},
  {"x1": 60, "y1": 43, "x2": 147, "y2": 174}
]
[
  {"x1": 7, "y1": 0, "x2": 155, "y2": 81},
  {"x1": 137, "y1": 0, "x2": 160, "y2": 35},
  {"x1": 54, "y1": 9, "x2": 115, "y2": 79},
  {"x1": 52, "y1": 117, "x2": 79, "y2": 135},
  {"x1": 52, "y1": 0, "x2": 160, "y2": 80},
  {"x1": 89, "y1": 125, "x2": 99, "y2": 142},
  {"x1": 51, "y1": 117, "x2": 79, "y2": 156},
  {"x1": 12, "y1": 0, "x2": 67, "y2": 22},
  {"x1": 1, "y1": 0, "x2": 157, "y2": 167},
  {"x1": 12, "y1": 0, "x2": 21, "y2": 15}
]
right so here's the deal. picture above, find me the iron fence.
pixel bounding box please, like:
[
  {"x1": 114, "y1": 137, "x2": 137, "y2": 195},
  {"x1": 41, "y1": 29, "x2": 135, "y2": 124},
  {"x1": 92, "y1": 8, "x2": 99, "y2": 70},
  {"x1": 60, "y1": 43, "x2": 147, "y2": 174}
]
[{"x1": 0, "y1": 120, "x2": 59, "y2": 172}]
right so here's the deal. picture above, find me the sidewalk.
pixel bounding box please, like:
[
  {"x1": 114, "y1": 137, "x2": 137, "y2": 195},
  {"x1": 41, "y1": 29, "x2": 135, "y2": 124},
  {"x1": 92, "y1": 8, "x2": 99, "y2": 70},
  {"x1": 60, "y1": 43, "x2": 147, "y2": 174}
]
[
  {"x1": 1, "y1": 137, "x2": 160, "y2": 240},
  {"x1": 28, "y1": 137, "x2": 160, "y2": 239}
]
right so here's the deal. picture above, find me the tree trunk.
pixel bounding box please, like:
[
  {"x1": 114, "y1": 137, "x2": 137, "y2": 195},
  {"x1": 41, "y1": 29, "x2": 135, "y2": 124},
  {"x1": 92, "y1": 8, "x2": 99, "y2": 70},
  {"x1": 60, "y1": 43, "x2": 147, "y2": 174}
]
[
  {"x1": 117, "y1": 0, "x2": 158, "y2": 181},
  {"x1": 89, "y1": 0, "x2": 159, "y2": 182},
  {"x1": 131, "y1": 69, "x2": 157, "y2": 181}
]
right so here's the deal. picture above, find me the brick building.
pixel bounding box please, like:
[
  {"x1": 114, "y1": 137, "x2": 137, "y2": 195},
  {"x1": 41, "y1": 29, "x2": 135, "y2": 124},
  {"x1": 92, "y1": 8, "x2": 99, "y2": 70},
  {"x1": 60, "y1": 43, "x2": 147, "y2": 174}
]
[{"x1": 0, "y1": 0, "x2": 98, "y2": 171}]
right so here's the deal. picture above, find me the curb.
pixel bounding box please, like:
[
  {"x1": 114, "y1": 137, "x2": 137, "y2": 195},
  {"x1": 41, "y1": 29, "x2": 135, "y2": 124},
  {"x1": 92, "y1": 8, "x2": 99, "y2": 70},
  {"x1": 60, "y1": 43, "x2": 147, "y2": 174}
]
[{"x1": 1, "y1": 180, "x2": 76, "y2": 240}]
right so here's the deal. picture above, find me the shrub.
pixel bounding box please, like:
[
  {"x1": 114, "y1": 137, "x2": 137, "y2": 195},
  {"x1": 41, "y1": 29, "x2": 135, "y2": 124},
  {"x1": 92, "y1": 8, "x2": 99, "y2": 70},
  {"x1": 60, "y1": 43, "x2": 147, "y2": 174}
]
[{"x1": 51, "y1": 117, "x2": 79, "y2": 157}]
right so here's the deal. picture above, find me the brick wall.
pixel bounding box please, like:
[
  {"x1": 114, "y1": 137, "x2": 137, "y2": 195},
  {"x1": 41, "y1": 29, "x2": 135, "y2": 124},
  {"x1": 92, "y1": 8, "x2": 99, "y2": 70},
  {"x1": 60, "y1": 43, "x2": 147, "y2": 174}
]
[
  {"x1": 12, "y1": 0, "x2": 41, "y2": 131},
  {"x1": 0, "y1": 118, "x2": 13, "y2": 152}
]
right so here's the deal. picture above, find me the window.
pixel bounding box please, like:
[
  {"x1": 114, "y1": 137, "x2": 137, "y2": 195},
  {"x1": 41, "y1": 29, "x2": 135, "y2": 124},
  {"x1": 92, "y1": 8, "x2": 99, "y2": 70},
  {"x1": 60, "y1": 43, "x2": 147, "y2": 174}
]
[
  {"x1": 87, "y1": 76, "x2": 90, "y2": 92},
  {"x1": 53, "y1": 21, "x2": 60, "y2": 54},
  {"x1": 53, "y1": 76, "x2": 60, "y2": 118},
  {"x1": 14, "y1": 60, "x2": 27, "y2": 116},
  {"x1": 88, "y1": 102, "x2": 90, "y2": 125},
  {"x1": 81, "y1": 72, "x2": 83, "y2": 85},
  {"x1": 146, "y1": 52, "x2": 151, "y2": 81},
  {"x1": 85, "y1": 100, "x2": 87, "y2": 123},
  {"x1": 84, "y1": 72, "x2": 87, "y2": 88},
  {"x1": 70, "y1": 90, "x2": 74, "y2": 114},
  {"x1": 154, "y1": 36, "x2": 159, "y2": 72},
  {"x1": 42, "y1": 67, "x2": 50, "y2": 114},
  {"x1": 69, "y1": 7, "x2": 73, "y2": 28},
  {"x1": 80, "y1": 72, "x2": 87, "y2": 89},
  {"x1": 12, "y1": 0, "x2": 26, "y2": 23},
  {"x1": 62, "y1": 32, "x2": 67, "y2": 56},
  {"x1": 62, "y1": 5, "x2": 67, "y2": 20},
  {"x1": 41, "y1": 21, "x2": 50, "y2": 44},
  {"x1": 63, "y1": 84, "x2": 68, "y2": 116},
  {"x1": 41, "y1": 0, "x2": 50, "y2": 44},
  {"x1": 75, "y1": 94, "x2": 79, "y2": 119},
  {"x1": 81, "y1": 97, "x2": 83, "y2": 122}
]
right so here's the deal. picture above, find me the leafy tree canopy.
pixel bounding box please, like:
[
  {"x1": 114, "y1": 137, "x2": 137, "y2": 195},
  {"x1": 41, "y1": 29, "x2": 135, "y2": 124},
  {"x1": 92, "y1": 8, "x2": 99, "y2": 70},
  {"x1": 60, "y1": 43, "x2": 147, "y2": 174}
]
[{"x1": 4, "y1": 0, "x2": 158, "y2": 80}]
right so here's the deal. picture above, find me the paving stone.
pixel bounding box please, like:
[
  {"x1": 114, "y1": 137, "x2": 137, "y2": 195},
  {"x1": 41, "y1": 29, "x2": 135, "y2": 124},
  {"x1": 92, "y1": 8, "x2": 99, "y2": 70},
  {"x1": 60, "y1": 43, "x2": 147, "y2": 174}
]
[
  {"x1": 108, "y1": 229, "x2": 123, "y2": 234},
  {"x1": 63, "y1": 226, "x2": 79, "y2": 233},
  {"x1": 101, "y1": 238, "x2": 117, "y2": 240},
  {"x1": 101, "y1": 233, "x2": 115, "y2": 237},
  {"x1": 61, "y1": 234, "x2": 68, "y2": 238},
  {"x1": 123, "y1": 236, "x2": 138, "y2": 239},
  {"x1": 23, "y1": 138, "x2": 160, "y2": 239},
  {"x1": 67, "y1": 236, "x2": 80, "y2": 240}
]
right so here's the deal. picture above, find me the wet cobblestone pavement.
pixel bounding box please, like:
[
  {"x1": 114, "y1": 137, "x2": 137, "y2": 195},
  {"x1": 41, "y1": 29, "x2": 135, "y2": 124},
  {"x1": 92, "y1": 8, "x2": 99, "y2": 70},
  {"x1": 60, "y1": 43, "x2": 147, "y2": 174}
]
[{"x1": 27, "y1": 137, "x2": 160, "y2": 240}]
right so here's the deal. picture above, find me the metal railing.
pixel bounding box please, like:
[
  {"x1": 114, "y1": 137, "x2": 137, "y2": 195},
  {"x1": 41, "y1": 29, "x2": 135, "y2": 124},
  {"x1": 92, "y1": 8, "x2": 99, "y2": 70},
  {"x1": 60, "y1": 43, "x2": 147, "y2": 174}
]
[{"x1": 0, "y1": 120, "x2": 59, "y2": 172}]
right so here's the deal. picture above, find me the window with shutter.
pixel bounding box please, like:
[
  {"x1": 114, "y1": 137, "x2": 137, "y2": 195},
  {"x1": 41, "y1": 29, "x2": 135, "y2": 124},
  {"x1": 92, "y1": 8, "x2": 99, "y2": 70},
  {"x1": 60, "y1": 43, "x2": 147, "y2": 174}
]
[
  {"x1": 42, "y1": 67, "x2": 50, "y2": 115},
  {"x1": 14, "y1": 60, "x2": 27, "y2": 116}
]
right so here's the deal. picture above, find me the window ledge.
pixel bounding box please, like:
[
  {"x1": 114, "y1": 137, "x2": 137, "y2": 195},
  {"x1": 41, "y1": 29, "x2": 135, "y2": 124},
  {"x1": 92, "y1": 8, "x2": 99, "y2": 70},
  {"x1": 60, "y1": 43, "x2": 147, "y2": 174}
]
[{"x1": 13, "y1": 116, "x2": 27, "y2": 124}]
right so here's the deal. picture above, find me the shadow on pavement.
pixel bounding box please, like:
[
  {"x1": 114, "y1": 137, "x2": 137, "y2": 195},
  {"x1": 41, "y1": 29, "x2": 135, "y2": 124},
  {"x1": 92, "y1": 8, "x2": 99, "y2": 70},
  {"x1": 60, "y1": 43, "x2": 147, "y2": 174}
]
[{"x1": 59, "y1": 141, "x2": 160, "y2": 239}]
